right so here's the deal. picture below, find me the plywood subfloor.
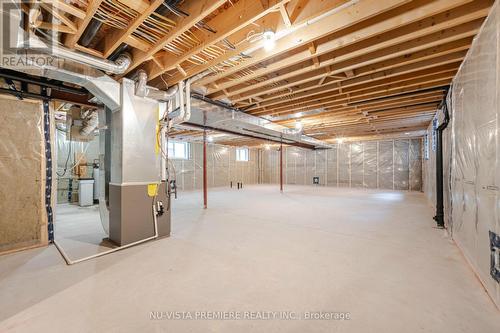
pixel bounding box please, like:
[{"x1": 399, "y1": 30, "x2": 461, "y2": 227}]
[{"x1": 0, "y1": 185, "x2": 499, "y2": 332}]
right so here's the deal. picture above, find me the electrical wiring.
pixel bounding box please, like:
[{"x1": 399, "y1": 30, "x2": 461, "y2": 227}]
[
  {"x1": 56, "y1": 139, "x2": 92, "y2": 177},
  {"x1": 56, "y1": 136, "x2": 72, "y2": 177}
]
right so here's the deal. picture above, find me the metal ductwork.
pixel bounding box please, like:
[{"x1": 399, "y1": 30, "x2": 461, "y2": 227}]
[
  {"x1": 0, "y1": 2, "x2": 127, "y2": 110},
  {"x1": 2, "y1": 0, "x2": 130, "y2": 75},
  {"x1": 135, "y1": 70, "x2": 179, "y2": 101},
  {"x1": 15, "y1": 35, "x2": 132, "y2": 75},
  {"x1": 184, "y1": 95, "x2": 332, "y2": 149}
]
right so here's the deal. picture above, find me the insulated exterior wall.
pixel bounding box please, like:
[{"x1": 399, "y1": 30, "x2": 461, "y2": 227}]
[
  {"x1": 262, "y1": 138, "x2": 422, "y2": 190},
  {"x1": 363, "y1": 142, "x2": 378, "y2": 188},
  {"x1": 410, "y1": 139, "x2": 423, "y2": 191},
  {"x1": 394, "y1": 140, "x2": 410, "y2": 190},
  {"x1": 0, "y1": 97, "x2": 51, "y2": 254},
  {"x1": 433, "y1": 1, "x2": 500, "y2": 308},
  {"x1": 171, "y1": 142, "x2": 258, "y2": 191}
]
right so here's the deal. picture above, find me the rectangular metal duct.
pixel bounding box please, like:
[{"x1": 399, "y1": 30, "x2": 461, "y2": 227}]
[{"x1": 184, "y1": 97, "x2": 332, "y2": 149}]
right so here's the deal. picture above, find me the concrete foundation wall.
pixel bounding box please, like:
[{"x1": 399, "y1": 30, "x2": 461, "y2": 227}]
[
  {"x1": 171, "y1": 142, "x2": 259, "y2": 191},
  {"x1": 262, "y1": 139, "x2": 423, "y2": 190}
]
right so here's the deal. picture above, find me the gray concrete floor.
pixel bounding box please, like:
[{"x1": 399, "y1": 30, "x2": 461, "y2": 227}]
[
  {"x1": 54, "y1": 203, "x2": 115, "y2": 259},
  {"x1": 0, "y1": 185, "x2": 499, "y2": 332}
]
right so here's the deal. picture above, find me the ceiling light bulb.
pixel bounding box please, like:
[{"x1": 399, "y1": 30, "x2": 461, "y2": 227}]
[
  {"x1": 264, "y1": 144, "x2": 271, "y2": 150},
  {"x1": 295, "y1": 119, "x2": 303, "y2": 131},
  {"x1": 262, "y1": 29, "x2": 276, "y2": 50},
  {"x1": 263, "y1": 29, "x2": 275, "y2": 41},
  {"x1": 207, "y1": 135, "x2": 214, "y2": 142},
  {"x1": 337, "y1": 137, "x2": 344, "y2": 144}
]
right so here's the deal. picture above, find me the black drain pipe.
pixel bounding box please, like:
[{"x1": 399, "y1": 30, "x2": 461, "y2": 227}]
[{"x1": 433, "y1": 98, "x2": 450, "y2": 228}]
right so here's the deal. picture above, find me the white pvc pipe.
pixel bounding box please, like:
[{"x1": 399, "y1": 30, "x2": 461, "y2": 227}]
[
  {"x1": 171, "y1": 80, "x2": 185, "y2": 125},
  {"x1": 135, "y1": 70, "x2": 178, "y2": 101},
  {"x1": 53, "y1": 203, "x2": 159, "y2": 265},
  {"x1": 185, "y1": 78, "x2": 191, "y2": 122}
]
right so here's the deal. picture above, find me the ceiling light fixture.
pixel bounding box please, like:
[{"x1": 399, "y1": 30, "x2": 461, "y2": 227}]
[
  {"x1": 262, "y1": 28, "x2": 276, "y2": 50},
  {"x1": 207, "y1": 135, "x2": 214, "y2": 142},
  {"x1": 295, "y1": 119, "x2": 303, "y2": 131},
  {"x1": 337, "y1": 137, "x2": 345, "y2": 144}
]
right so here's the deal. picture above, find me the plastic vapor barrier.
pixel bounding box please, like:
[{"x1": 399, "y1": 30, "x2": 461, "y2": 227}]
[
  {"x1": 363, "y1": 142, "x2": 378, "y2": 188},
  {"x1": 433, "y1": 1, "x2": 500, "y2": 308},
  {"x1": 409, "y1": 139, "x2": 423, "y2": 191},
  {"x1": 262, "y1": 138, "x2": 422, "y2": 190},
  {"x1": 338, "y1": 143, "x2": 350, "y2": 187},
  {"x1": 170, "y1": 142, "x2": 258, "y2": 191},
  {"x1": 55, "y1": 130, "x2": 99, "y2": 203},
  {"x1": 394, "y1": 140, "x2": 410, "y2": 190},
  {"x1": 326, "y1": 145, "x2": 338, "y2": 186}
]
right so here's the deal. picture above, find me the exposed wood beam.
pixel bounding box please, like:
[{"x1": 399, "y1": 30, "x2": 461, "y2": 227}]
[
  {"x1": 116, "y1": 0, "x2": 149, "y2": 13},
  {"x1": 279, "y1": 3, "x2": 292, "y2": 27},
  {"x1": 125, "y1": 36, "x2": 151, "y2": 52},
  {"x1": 36, "y1": 21, "x2": 76, "y2": 34},
  {"x1": 287, "y1": 0, "x2": 352, "y2": 26},
  {"x1": 286, "y1": 0, "x2": 309, "y2": 24},
  {"x1": 208, "y1": 0, "x2": 488, "y2": 99},
  {"x1": 147, "y1": 0, "x2": 291, "y2": 81},
  {"x1": 251, "y1": 75, "x2": 453, "y2": 116},
  {"x1": 196, "y1": 0, "x2": 413, "y2": 87},
  {"x1": 176, "y1": 64, "x2": 187, "y2": 77},
  {"x1": 248, "y1": 40, "x2": 469, "y2": 110},
  {"x1": 248, "y1": 48, "x2": 468, "y2": 111},
  {"x1": 40, "y1": 3, "x2": 77, "y2": 32},
  {"x1": 103, "y1": 0, "x2": 164, "y2": 59},
  {"x1": 125, "y1": 0, "x2": 228, "y2": 75},
  {"x1": 40, "y1": 0, "x2": 85, "y2": 19},
  {"x1": 229, "y1": 20, "x2": 480, "y2": 103},
  {"x1": 64, "y1": 0, "x2": 103, "y2": 48}
]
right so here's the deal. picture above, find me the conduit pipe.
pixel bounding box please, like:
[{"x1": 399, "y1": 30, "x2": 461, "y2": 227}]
[
  {"x1": 54, "y1": 203, "x2": 159, "y2": 265},
  {"x1": 433, "y1": 99, "x2": 450, "y2": 228}
]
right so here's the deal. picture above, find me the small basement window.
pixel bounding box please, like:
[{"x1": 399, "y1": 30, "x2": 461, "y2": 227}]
[
  {"x1": 168, "y1": 140, "x2": 190, "y2": 159},
  {"x1": 424, "y1": 134, "x2": 430, "y2": 160},
  {"x1": 236, "y1": 147, "x2": 249, "y2": 162},
  {"x1": 432, "y1": 117, "x2": 439, "y2": 152}
]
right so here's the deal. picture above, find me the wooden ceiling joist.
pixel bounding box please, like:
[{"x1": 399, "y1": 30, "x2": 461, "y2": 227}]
[
  {"x1": 102, "y1": 0, "x2": 165, "y2": 59},
  {"x1": 244, "y1": 46, "x2": 469, "y2": 111},
  {"x1": 46, "y1": 0, "x2": 493, "y2": 141},
  {"x1": 124, "y1": 0, "x2": 229, "y2": 75},
  {"x1": 147, "y1": 0, "x2": 292, "y2": 81},
  {"x1": 64, "y1": 0, "x2": 104, "y2": 48},
  {"x1": 195, "y1": 0, "x2": 413, "y2": 88},
  {"x1": 249, "y1": 64, "x2": 459, "y2": 115},
  {"x1": 216, "y1": 3, "x2": 488, "y2": 102}
]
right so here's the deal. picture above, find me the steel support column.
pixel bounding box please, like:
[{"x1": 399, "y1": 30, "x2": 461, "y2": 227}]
[
  {"x1": 280, "y1": 139, "x2": 283, "y2": 192},
  {"x1": 203, "y1": 129, "x2": 208, "y2": 209}
]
